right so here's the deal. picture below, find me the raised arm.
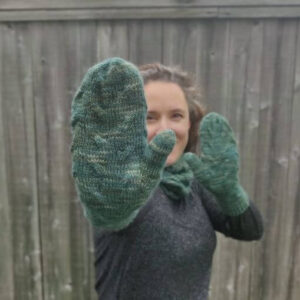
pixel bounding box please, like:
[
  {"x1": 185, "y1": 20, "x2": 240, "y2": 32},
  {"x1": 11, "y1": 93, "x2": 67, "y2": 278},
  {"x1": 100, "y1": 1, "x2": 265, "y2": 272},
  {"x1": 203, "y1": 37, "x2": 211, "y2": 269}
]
[
  {"x1": 184, "y1": 113, "x2": 264, "y2": 240},
  {"x1": 197, "y1": 182, "x2": 263, "y2": 241},
  {"x1": 70, "y1": 57, "x2": 175, "y2": 231}
]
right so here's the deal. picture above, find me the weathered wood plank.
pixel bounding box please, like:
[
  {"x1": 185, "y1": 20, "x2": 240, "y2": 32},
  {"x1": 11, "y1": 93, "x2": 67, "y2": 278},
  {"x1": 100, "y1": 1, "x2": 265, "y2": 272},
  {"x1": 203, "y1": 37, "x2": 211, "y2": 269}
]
[
  {"x1": 0, "y1": 24, "x2": 15, "y2": 300},
  {"x1": 63, "y1": 21, "x2": 98, "y2": 300},
  {"x1": 235, "y1": 19, "x2": 264, "y2": 300},
  {"x1": 206, "y1": 20, "x2": 240, "y2": 300},
  {"x1": 205, "y1": 20, "x2": 231, "y2": 114},
  {"x1": 1, "y1": 23, "x2": 43, "y2": 300},
  {"x1": 3, "y1": 6, "x2": 300, "y2": 22},
  {"x1": 286, "y1": 20, "x2": 300, "y2": 300},
  {"x1": 0, "y1": 8, "x2": 217, "y2": 22},
  {"x1": 191, "y1": 22, "x2": 213, "y2": 94},
  {"x1": 128, "y1": 20, "x2": 163, "y2": 65},
  {"x1": 210, "y1": 20, "x2": 251, "y2": 300},
  {"x1": 2, "y1": 0, "x2": 300, "y2": 10},
  {"x1": 250, "y1": 19, "x2": 279, "y2": 300},
  {"x1": 96, "y1": 20, "x2": 129, "y2": 61},
  {"x1": 75, "y1": 21, "x2": 102, "y2": 300},
  {"x1": 239, "y1": 19, "x2": 264, "y2": 216},
  {"x1": 208, "y1": 19, "x2": 266, "y2": 300},
  {"x1": 29, "y1": 21, "x2": 95, "y2": 300},
  {"x1": 220, "y1": 6, "x2": 300, "y2": 18},
  {"x1": 264, "y1": 20, "x2": 298, "y2": 300},
  {"x1": 224, "y1": 21, "x2": 252, "y2": 138},
  {"x1": 162, "y1": 19, "x2": 211, "y2": 84},
  {"x1": 161, "y1": 19, "x2": 212, "y2": 129},
  {"x1": 288, "y1": 164, "x2": 300, "y2": 300}
]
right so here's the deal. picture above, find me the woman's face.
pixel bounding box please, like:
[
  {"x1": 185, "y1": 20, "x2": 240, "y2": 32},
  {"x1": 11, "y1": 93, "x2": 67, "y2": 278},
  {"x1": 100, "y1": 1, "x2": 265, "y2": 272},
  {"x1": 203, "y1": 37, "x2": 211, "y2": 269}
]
[{"x1": 144, "y1": 81, "x2": 191, "y2": 166}]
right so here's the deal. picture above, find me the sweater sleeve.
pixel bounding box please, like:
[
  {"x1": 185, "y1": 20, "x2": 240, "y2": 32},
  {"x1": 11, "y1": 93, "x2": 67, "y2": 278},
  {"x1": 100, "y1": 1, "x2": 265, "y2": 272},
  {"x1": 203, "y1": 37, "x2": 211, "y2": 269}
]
[{"x1": 197, "y1": 182, "x2": 264, "y2": 241}]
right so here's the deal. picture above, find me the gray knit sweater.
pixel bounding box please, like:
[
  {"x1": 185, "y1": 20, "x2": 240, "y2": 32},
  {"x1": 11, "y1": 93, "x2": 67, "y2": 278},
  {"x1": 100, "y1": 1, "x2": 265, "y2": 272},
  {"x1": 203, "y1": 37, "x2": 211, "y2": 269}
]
[{"x1": 93, "y1": 179, "x2": 263, "y2": 300}]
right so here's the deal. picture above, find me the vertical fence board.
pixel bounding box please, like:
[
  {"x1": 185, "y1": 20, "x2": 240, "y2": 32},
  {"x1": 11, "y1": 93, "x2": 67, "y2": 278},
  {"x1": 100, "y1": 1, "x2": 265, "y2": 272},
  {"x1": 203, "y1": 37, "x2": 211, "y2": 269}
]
[
  {"x1": 65, "y1": 21, "x2": 98, "y2": 300},
  {"x1": 162, "y1": 19, "x2": 212, "y2": 97},
  {"x1": 207, "y1": 22, "x2": 251, "y2": 299},
  {"x1": 251, "y1": 19, "x2": 279, "y2": 300},
  {"x1": 239, "y1": 19, "x2": 263, "y2": 195},
  {"x1": 1, "y1": 23, "x2": 43, "y2": 300},
  {"x1": 287, "y1": 20, "x2": 300, "y2": 300},
  {"x1": 33, "y1": 22, "x2": 71, "y2": 300},
  {"x1": 76, "y1": 21, "x2": 99, "y2": 300},
  {"x1": 96, "y1": 20, "x2": 129, "y2": 61},
  {"x1": 225, "y1": 21, "x2": 253, "y2": 140},
  {"x1": 236, "y1": 19, "x2": 264, "y2": 300},
  {"x1": 128, "y1": 20, "x2": 163, "y2": 65},
  {"x1": 208, "y1": 20, "x2": 243, "y2": 300},
  {"x1": 0, "y1": 24, "x2": 15, "y2": 300},
  {"x1": 63, "y1": 21, "x2": 98, "y2": 300},
  {"x1": 266, "y1": 20, "x2": 297, "y2": 300},
  {"x1": 29, "y1": 22, "x2": 90, "y2": 300},
  {"x1": 206, "y1": 20, "x2": 231, "y2": 114},
  {"x1": 162, "y1": 20, "x2": 203, "y2": 73}
]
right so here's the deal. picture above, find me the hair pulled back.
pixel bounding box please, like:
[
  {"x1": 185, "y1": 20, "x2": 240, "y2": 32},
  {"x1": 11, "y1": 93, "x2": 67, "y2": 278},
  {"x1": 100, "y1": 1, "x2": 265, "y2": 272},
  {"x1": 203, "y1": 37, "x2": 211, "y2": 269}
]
[{"x1": 139, "y1": 63, "x2": 206, "y2": 153}]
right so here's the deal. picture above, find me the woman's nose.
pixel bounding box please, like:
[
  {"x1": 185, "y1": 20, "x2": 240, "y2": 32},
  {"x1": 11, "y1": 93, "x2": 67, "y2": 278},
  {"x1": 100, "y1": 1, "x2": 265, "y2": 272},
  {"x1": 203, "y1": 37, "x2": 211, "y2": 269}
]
[{"x1": 157, "y1": 118, "x2": 172, "y2": 133}]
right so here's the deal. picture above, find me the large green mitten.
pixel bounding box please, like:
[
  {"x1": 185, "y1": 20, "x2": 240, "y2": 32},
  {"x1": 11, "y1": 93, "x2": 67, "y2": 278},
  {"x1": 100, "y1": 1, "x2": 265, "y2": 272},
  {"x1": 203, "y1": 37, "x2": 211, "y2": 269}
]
[
  {"x1": 70, "y1": 57, "x2": 176, "y2": 230},
  {"x1": 184, "y1": 112, "x2": 249, "y2": 216}
]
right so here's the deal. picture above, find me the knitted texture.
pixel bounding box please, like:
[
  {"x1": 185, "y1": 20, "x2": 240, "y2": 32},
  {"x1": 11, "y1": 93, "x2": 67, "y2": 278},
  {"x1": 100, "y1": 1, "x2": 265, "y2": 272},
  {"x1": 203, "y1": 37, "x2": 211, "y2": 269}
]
[
  {"x1": 70, "y1": 57, "x2": 176, "y2": 230},
  {"x1": 160, "y1": 155, "x2": 194, "y2": 201},
  {"x1": 184, "y1": 112, "x2": 249, "y2": 216}
]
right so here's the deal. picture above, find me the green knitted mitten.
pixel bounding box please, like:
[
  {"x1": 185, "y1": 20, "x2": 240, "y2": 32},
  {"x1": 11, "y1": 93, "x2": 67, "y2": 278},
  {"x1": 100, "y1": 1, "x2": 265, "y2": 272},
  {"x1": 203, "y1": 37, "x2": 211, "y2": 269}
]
[
  {"x1": 184, "y1": 112, "x2": 249, "y2": 216},
  {"x1": 70, "y1": 57, "x2": 176, "y2": 230}
]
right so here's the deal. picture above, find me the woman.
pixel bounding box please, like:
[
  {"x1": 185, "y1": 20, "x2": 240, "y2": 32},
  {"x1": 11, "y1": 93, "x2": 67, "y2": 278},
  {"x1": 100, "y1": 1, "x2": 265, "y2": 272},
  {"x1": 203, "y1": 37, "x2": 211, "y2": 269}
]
[{"x1": 70, "y1": 57, "x2": 263, "y2": 300}]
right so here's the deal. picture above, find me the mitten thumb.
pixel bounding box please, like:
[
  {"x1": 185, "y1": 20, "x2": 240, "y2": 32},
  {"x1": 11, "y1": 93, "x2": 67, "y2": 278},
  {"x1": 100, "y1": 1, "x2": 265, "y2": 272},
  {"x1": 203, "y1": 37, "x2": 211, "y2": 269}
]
[
  {"x1": 183, "y1": 152, "x2": 204, "y2": 176},
  {"x1": 145, "y1": 129, "x2": 176, "y2": 169}
]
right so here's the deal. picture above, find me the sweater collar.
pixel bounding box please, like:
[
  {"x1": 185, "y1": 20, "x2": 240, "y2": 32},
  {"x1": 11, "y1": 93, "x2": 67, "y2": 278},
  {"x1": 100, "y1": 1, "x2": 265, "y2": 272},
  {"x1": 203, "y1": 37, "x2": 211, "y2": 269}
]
[{"x1": 159, "y1": 155, "x2": 194, "y2": 201}]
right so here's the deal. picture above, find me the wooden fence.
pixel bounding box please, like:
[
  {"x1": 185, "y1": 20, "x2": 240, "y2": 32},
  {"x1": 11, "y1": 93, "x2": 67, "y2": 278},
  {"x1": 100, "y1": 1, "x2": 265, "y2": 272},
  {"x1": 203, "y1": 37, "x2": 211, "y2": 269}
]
[{"x1": 0, "y1": 1, "x2": 299, "y2": 299}]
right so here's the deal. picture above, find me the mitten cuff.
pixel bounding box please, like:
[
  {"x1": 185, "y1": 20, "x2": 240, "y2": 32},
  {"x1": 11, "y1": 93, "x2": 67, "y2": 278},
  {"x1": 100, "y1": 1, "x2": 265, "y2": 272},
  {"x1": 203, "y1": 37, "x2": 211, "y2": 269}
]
[
  {"x1": 83, "y1": 205, "x2": 141, "y2": 231},
  {"x1": 218, "y1": 184, "x2": 250, "y2": 216}
]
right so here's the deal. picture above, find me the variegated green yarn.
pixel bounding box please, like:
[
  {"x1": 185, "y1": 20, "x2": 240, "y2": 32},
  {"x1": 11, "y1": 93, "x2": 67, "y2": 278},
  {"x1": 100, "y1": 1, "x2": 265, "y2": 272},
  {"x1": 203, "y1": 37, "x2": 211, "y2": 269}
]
[
  {"x1": 70, "y1": 57, "x2": 176, "y2": 230},
  {"x1": 184, "y1": 113, "x2": 249, "y2": 216},
  {"x1": 160, "y1": 155, "x2": 194, "y2": 201}
]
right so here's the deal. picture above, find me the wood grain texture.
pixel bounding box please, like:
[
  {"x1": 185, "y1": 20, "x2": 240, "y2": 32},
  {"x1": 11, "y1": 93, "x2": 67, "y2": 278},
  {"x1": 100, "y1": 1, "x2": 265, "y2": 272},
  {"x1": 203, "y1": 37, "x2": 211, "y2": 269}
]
[
  {"x1": 3, "y1": 6, "x2": 300, "y2": 22},
  {"x1": 1, "y1": 23, "x2": 42, "y2": 300},
  {"x1": 205, "y1": 20, "x2": 231, "y2": 114},
  {"x1": 266, "y1": 20, "x2": 297, "y2": 300},
  {"x1": 74, "y1": 21, "x2": 99, "y2": 300},
  {"x1": 0, "y1": 16, "x2": 299, "y2": 300},
  {"x1": 162, "y1": 19, "x2": 211, "y2": 83},
  {"x1": 128, "y1": 20, "x2": 163, "y2": 65},
  {"x1": 236, "y1": 19, "x2": 264, "y2": 300},
  {"x1": 30, "y1": 22, "x2": 72, "y2": 300},
  {"x1": 208, "y1": 20, "x2": 250, "y2": 300},
  {"x1": 219, "y1": 6, "x2": 300, "y2": 18},
  {"x1": 0, "y1": 7, "x2": 218, "y2": 22},
  {"x1": 287, "y1": 21, "x2": 300, "y2": 300},
  {"x1": 96, "y1": 20, "x2": 129, "y2": 61},
  {"x1": 1, "y1": 0, "x2": 300, "y2": 10},
  {"x1": 0, "y1": 24, "x2": 15, "y2": 300},
  {"x1": 29, "y1": 21, "x2": 98, "y2": 300},
  {"x1": 250, "y1": 20, "x2": 279, "y2": 300}
]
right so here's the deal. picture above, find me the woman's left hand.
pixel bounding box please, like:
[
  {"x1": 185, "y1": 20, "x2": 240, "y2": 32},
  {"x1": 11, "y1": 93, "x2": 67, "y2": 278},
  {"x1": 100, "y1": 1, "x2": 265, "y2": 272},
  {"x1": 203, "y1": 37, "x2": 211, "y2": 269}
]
[{"x1": 183, "y1": 112, "x2": 249, "y2": 216}]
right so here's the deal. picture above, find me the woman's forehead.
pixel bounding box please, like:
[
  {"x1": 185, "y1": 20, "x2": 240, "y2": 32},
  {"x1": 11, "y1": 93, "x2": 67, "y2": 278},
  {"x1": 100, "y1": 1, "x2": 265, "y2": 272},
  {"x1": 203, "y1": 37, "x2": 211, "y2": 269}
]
[{"x1": 144, "y1": 81, "x2": 188, "y2": 110}]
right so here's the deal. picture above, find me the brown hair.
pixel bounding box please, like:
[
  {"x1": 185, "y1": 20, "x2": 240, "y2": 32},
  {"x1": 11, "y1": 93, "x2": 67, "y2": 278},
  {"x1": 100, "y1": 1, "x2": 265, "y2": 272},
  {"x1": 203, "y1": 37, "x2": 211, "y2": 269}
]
[{"x1": 138, "y1": 63, "x2": 206, "y2": 153}]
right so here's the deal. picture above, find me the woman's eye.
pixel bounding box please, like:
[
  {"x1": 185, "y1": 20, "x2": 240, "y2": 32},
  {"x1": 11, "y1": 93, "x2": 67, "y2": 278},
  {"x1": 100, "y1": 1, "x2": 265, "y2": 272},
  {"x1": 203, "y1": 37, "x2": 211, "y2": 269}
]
[
  {"x1": 173, "y1": 113, "x2": 183, "y2": 119},
  {"x1": 146, "y1": 115, "x2": 155, "y2": 121}
]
